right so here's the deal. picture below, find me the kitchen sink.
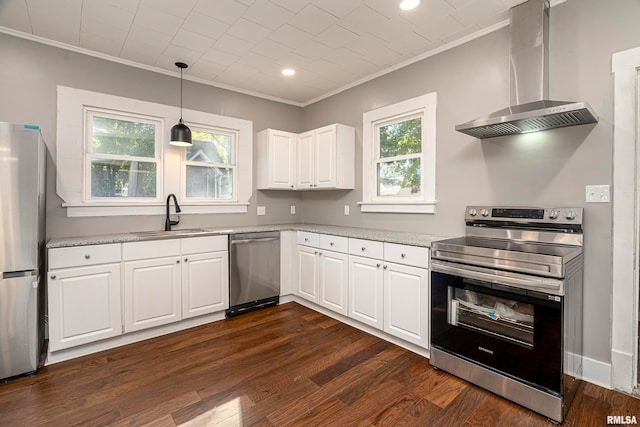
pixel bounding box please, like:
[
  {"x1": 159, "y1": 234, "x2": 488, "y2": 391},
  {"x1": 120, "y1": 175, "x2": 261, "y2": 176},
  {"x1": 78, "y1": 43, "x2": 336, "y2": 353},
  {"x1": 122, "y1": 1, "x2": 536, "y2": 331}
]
[{"x1": 133, "y1": 228, "x2": 211, "y2": 238}]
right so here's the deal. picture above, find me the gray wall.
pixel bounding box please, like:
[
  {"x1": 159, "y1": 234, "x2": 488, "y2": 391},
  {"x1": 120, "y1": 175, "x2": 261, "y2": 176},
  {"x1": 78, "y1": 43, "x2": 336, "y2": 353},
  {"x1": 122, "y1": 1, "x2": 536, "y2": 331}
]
[
  {"x1": 300, "y1": 0, "x2": 640, "y2": 364},
  {"x1": 1, "y1": 0, "x2": 638, "y2": 368},
  {"x1": 0, "y1": 33, "x2": 305, "y2": 238}
]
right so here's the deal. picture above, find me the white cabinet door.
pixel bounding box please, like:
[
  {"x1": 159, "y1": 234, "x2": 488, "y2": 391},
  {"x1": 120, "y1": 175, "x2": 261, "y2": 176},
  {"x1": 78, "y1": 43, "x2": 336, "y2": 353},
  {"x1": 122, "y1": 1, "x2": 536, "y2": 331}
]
[
  {"x1": 297, "y1": 245, "x2": 319, "y2": 303},
  {"x1": 124, "y1": 257, "x2": 181, "y2": 332},
  {"x1": 348, "y1": 255, "x2": 383, "y2": 329},
  {"x1": 318, "y1": 249, "x2": 348, "y2": 315},
  {"x1": 182, "y1": 251, "x2": 229, "y2": 319},
  {"x1": 48, "y1": 263, "x2": 122, "y2": 351},
  {"x1": 256, "y1": 129, "x2": 297, "y2": 189},
  {"x1": 297, "y1": 131, "x2": 315, "y2": 189},
  {"x1": 383, "y1": 262, "x2": 429, "y2": 347},
  {"x1": 314, "y1": 125, "x2": 337, "y2": 188}
]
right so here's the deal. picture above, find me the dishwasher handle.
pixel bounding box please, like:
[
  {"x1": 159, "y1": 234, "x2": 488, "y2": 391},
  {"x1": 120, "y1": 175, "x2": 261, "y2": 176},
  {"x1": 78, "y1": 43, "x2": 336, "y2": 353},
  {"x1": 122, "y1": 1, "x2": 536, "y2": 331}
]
[{"x1": 231, "y1": 237, "x2": 279, "y2": 245}]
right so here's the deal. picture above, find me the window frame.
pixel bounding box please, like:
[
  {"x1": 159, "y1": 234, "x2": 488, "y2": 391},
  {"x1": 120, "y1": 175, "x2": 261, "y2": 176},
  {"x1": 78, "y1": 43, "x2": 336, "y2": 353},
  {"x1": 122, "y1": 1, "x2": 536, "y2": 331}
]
[
  {"x1": 359, "y1": 92, "x2": 437, "y2": 214},
  {"x1": 84, "y1": 107, "x2": 164, "y2": 203},
  {"x1": 56, "y1": 85, "x2": 253, "y2": 217},
  {"x1": 182, "y1": 124, "x2": 238, "y2": 203}
]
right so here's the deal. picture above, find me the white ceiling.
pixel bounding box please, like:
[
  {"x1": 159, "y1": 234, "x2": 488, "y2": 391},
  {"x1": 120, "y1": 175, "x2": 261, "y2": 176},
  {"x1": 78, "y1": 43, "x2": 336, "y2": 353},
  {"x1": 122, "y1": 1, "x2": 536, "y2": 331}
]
[{"x1": 0, "y1": 0, "x2": 528, "y2": 105}]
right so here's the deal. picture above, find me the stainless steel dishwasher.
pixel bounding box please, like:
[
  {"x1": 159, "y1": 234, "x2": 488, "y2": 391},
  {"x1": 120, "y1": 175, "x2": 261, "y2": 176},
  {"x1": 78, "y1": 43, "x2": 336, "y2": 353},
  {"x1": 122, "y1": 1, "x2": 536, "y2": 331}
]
[{"x1": 227, "y1": 231, "x2": 280, "y2": 317}]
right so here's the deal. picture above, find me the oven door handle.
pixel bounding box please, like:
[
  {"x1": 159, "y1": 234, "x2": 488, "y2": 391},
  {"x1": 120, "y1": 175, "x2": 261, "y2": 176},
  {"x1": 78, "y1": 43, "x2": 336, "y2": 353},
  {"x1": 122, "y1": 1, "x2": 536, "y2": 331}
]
[{"x1": 431, "y1": 260, "x2": 564, "y2": 295}]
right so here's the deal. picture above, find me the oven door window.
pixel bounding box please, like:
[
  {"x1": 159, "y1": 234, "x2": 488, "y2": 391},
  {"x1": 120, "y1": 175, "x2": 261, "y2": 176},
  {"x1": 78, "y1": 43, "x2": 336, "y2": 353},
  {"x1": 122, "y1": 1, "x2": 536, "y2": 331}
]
[
  {"x1": 450, "y1": 288, "x2": 534, "y2": 347},
  {"x1": 431, "y1": 271, "x2": 562, "y2": 395}
]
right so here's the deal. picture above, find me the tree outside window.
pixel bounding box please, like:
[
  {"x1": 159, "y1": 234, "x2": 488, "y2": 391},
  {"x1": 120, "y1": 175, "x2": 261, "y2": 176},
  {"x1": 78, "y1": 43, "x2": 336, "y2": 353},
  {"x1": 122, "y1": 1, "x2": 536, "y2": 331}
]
[
  {"x1": 87, "y1": 112, "x2": 161, "y2": 199},
  {"x1": 377, "y1": 117, "x2": 422, "y2": 197}
]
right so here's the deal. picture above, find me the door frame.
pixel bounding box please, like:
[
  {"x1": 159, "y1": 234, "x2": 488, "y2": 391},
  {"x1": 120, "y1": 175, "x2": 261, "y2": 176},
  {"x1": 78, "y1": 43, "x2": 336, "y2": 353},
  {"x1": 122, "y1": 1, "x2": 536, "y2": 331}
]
[{"x1": 611, "y1": 45, "x2": 640, "y2": 393}]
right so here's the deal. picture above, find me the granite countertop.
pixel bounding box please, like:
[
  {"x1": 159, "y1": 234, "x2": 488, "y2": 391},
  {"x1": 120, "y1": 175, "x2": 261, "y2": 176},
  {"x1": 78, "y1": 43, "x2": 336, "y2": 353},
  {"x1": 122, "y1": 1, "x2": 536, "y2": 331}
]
[{"x1": 47, "y1": 223, "x2": 450, "y2": 249}]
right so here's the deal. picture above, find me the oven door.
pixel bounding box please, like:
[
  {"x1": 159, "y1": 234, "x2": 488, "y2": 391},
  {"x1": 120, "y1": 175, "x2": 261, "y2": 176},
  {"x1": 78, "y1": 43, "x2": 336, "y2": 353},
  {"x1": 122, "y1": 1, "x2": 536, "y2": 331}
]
[{"x1": 431, "y1": 260, "x2": 563, "y2": 395}]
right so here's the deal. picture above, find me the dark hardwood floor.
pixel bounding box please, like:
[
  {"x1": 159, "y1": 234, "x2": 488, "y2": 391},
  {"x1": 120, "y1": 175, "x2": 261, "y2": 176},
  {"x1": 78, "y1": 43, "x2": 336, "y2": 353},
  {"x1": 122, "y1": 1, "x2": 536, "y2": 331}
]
[{"x1": 1, "y1": 302, "x2": 638, "y2": 426}]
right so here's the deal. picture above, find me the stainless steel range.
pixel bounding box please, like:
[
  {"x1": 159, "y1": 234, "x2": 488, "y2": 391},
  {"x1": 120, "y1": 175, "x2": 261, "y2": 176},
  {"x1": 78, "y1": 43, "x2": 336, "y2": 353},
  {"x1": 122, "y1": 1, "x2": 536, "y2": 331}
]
[{"x1": 430, "y1": 206, "x2": 584, "y2": 423}]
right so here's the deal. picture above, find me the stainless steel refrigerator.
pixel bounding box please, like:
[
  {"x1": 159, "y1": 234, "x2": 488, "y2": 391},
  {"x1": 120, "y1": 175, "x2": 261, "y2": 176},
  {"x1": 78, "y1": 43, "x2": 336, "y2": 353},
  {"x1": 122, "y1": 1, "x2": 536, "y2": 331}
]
[{"x1": 0, "y1": 122, "x2": 46, "y2": 381}]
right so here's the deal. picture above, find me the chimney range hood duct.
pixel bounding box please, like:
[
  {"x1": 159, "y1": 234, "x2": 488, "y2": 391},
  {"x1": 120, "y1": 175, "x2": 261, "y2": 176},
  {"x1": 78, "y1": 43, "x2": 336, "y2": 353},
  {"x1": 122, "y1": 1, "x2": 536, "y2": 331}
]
[{"x1": 455, "y1": 0, "x2": 597, "y2": 139}]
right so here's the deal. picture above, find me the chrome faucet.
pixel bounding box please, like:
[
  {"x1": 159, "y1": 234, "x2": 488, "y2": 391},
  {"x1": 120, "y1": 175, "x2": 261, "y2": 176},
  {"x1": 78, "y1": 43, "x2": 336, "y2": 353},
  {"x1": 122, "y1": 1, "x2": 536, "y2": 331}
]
[{"x1": 165, "y1": 193, "x2": 181, "y2": 231}]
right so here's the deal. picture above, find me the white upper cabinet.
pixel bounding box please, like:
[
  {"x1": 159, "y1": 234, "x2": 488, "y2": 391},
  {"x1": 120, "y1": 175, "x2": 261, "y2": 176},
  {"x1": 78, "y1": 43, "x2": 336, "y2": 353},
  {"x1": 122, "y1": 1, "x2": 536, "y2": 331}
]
[
  {"x1": 256, "y1": 124, "x2": 355, "y2": 191},
  {"x1": 298, "y1": 124, "x2": 354, "y2": 190},
  {"x1": 256, "y1": 129, "x2": 297, "y2": 190}
]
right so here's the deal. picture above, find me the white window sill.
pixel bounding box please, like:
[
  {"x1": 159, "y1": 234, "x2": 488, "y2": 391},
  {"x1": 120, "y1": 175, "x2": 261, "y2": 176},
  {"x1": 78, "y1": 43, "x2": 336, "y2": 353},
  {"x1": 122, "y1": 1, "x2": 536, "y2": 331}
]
[
  {"x1": 62, "y1": 203, "x2": 249, "y2": 217},
  {"x1": 357, "y1": 201, "x2": 437, "y2": 214}
]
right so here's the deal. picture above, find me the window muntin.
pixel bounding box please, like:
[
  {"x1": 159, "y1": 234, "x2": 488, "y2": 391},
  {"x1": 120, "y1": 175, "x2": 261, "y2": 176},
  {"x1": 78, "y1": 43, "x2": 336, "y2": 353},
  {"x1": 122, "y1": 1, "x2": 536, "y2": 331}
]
[
  {"x1": 184, "y1": 127, "x2": 237, "y2": 200},
  {"x1": 85, "y1": 109, "x2": 162, "y2": 200},
  {"x1": 375, "y1": 115, "x2": 423, "y2": 198}
]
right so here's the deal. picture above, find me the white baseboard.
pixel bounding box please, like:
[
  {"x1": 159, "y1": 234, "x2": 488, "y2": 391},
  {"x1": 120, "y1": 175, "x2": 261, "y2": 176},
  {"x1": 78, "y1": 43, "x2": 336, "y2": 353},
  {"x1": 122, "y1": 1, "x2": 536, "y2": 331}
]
[{"x1": 581, "y1": 355, "x2": 612, "y2": 389}]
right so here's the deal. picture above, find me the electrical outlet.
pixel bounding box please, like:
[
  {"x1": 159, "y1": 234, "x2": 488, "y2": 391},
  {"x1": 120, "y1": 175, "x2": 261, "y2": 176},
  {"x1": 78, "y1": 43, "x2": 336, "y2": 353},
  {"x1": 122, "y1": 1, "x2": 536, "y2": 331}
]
[
  {"x1": 257, "y1": 206, "x2": 266, "y2": 215},
  {"x1": 290, "y1": 205, "x2": 296, "y2": 215},
  {"x1": 344, "y1": 205, "x2": 350, "y2": 215},
  {"x1": 585, "y1": 185, "x2": 610, "y2": 203}
]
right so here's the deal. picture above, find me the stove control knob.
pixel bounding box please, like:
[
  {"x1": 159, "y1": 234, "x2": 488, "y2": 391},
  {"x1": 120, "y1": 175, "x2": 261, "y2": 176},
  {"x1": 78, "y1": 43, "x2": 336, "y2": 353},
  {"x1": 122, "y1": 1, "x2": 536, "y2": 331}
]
[
  {"x1": 564, "y1": 209, "x2": 576, "y2": 220},
  {"x1": 548, "y1": 210, "x2": 559, "y2": 219},
  {"x1": 468, "y1": 208, "x2": 477, "y2": 217},
  {"x1": 480, "y1": 209, "x2": 490, "y2": 217}
]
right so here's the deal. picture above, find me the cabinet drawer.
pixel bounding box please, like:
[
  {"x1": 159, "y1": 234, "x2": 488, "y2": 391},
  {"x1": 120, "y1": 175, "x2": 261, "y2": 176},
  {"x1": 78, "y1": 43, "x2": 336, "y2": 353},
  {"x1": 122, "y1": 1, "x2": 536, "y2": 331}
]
[
  {"x1": 48, "y1": 244, "x2": 121, "y2": 270},
  {"x1": 123, "y1": 239, "x2": 180, "y2": 261},
  {"x1": 348, "y1": 238, "x2": 383, "y2": 259},
  {"x1": 297, "y1": 231, "x2": 319, "y2": 247},
  {"x1": 384, "y1": 243, "x2": 429, "y2": 269},
  {"x1": 319, "y1": 234, "x2": 348, "y2": 253},
  {"x1": 181, "y1": 235, "x2": 228, "y2": 254}
]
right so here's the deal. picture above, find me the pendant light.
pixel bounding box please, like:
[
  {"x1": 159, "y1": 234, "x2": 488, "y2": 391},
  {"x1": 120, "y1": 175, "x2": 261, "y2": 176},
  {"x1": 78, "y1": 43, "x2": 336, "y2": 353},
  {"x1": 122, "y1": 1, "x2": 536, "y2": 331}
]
[{"x1": 170, "y1": 62, "x2": 192, "y2": 146}]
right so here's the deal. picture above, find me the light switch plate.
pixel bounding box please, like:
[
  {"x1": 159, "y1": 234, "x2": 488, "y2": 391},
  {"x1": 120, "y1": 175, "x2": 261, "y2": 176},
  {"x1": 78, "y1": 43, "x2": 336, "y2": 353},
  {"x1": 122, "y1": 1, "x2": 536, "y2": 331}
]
[
  {"x1": 257, "y1": 206, "x2": 266, "y2": 215},
  {"x1": 344, "y1": 205, "x2": 350, "y2": 215},
  {"x1": 585, "y1": 185, "x2": 610, "y2": 203},
  {"x1": 290, "y1": 205, "x2": 296, "y2": 214}
]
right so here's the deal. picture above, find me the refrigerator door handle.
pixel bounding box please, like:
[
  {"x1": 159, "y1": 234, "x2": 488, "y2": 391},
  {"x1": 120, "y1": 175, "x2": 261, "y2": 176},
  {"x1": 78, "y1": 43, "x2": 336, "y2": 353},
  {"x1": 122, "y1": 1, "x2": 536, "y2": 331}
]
[{"x1": 2, "y1": 270, "x2": 37, "y2": 279}]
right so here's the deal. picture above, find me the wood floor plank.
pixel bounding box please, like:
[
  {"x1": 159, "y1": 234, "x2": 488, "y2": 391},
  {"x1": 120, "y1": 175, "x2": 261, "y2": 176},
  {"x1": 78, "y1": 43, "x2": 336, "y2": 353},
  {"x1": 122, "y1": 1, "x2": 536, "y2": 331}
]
[{"x1": 0, "y1": 302, "x2": 638, "y2": 427}]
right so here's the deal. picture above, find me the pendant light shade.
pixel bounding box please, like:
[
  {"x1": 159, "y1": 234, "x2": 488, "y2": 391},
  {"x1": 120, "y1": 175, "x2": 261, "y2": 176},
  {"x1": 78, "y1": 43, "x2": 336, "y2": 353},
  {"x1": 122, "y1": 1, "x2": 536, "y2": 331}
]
[{"x1": 170, "y1": 62, "x2": 192, "y2": 147}]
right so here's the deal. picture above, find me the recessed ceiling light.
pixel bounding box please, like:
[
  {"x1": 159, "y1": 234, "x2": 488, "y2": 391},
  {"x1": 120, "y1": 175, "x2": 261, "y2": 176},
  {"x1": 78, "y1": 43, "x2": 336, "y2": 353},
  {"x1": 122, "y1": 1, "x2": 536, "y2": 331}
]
[
  {"x1": 399, "y1": 0, "x2": 420, "y2": 11},
  {"x1": 281, "y1": 68, "x2": 296, "y2": 76}
]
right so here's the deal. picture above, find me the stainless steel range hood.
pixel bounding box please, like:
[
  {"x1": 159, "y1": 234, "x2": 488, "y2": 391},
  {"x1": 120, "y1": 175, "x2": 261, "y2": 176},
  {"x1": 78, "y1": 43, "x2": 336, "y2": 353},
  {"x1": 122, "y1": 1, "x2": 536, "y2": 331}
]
[{"x1": 455, "y1": 0, "x2": 597, "y2": 139}]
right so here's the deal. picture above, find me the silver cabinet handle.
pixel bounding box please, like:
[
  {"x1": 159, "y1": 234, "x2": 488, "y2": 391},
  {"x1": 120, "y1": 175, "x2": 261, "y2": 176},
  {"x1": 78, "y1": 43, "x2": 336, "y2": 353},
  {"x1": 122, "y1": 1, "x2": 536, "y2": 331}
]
[{"x1": 84, "y1": 254, "x2": 91, "y2": 259}]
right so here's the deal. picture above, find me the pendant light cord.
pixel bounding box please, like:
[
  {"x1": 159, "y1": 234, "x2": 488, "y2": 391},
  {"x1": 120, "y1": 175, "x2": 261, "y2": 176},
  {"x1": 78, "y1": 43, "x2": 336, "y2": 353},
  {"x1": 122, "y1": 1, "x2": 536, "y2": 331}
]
[{"x1": 179, "y1": 66, "x2": 183, "y2": 123}]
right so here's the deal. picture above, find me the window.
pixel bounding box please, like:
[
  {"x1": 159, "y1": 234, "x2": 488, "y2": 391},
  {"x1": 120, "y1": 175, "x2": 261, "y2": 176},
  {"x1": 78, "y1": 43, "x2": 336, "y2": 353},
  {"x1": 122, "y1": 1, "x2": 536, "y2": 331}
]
[
  {"x1": 360, "y1": 92, "x2": 437, "y2": 213},
  {"x1": 184, "y1": 127, "x2": 236, "y2": 201},
  {"x1": 56, "y1": 86, "x2": 253, "y2": 217},
  {"x1": 86, "y1": 109, "x2": 162, "y2": 201}
]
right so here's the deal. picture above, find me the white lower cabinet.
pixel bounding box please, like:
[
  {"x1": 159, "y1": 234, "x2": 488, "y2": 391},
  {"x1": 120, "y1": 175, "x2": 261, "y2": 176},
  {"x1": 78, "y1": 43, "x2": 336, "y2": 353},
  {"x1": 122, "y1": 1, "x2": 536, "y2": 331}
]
[
  {"x1": 348, "y1": 255, "x2": 383, "y2": 329},
  {"x1": 123, "y1": 236, "x2": 229, "y2": 332},
  {"x1": 318, "y1": 249, "x2": 348, "y2": 315},
  {"x1": 346, "y1": 239, "x2": 430, "y2": 348},
  {"x1": 297, "y1": 245, "x2": 319, "y2": 303},
  {"x1": 182, "y1": 250, "x2": 229, "y2": 319},
  {"x1": 47, "y1": 244, "x2": 122, "y2": 351},
  {"x1": 296, "y1": 232, "x2": 349, "y2": 315},
  {"x1": 124, "y1": 255, "x2": 182, "y2": 332},
  {"x1": 383, "y1": 261, "x2": 429, "y2": 347}
]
